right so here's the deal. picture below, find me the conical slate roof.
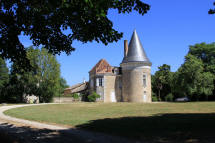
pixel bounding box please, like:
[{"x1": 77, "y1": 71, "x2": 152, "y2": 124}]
[{"x1": 122, "y1": 30, "x2": 151, "y2": 64}]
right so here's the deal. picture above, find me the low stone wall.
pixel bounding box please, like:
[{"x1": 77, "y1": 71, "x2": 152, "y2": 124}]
[{"x1": 53, "y1": 97, "x2": 76, "y2": 103}]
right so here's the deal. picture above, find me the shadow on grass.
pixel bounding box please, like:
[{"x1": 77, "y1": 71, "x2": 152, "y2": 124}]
[
  {"x1": 1, "y1": 113, "x2": 215, "y2": 143},
  {"x1": 0, "y1": 123, "x2": 84, "y2": 143},
  {"x1": 77, "y1": 113, "x2": 215, "y2": 143},
  {"x1": 0, "y1": 122, "x2": 132, "y2": 143}
]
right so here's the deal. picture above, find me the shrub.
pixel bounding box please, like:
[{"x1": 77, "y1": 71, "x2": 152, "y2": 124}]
[
  {"x1": 165, "y1": 93, "x2": 174, "y2": 102},
  {"x1": 71, "y1": 93, "x2": 80, "y2": 101},
  {"x1": 152, "y1": 95, "x2": 158, "y2": 102},
  {"x1": 72, "y1": 93, "x2": 79, "y2": 99},
  {"x1": 151, "y1": 91, "x2": 158, "y2": 102},
  {"x1": 88, "y1": 92, "x2": 100, "y2": 102}
]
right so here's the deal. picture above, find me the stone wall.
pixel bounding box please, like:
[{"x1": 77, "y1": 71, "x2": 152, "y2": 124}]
[
  {"x1": 115, "y1": 75, "x2": 122, "y2": 101},
  {"x1": 103, "y1": 75, "x2": 122, "y2": 102},
  {"x1": 104, "y1": 75, "x2": 116, "y2": 102},
  {"x1": 121, "y1": 62, "x2": 151, "y2": 103},
  {"x1": 53, "y1": 97, "x2": 75, "y2": 103}
]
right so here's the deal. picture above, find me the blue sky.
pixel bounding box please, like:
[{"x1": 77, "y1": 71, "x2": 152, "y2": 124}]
[{"x1": 19, "y1": 0, "x2": 215, "y2": 86}]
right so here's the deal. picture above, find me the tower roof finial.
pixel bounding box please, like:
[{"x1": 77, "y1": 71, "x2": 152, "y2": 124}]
[{"x1": 122, "y1": 30, "x2": 151, "y2": 65}]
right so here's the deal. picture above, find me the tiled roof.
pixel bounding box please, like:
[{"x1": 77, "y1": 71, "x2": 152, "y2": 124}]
[
  {"x1": 89, "y1": 59, "x2": 113, "y2": 74},
  {"x1": 64, "y1": 82, "x2": 88, "y2": 94}
]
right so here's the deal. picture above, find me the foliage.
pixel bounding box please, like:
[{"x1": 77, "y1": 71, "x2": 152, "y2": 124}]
[
  {"x1": 0, "y1": 58, "x2": 9, "y2": 90},
  {"x1": 152, "y1": 95, "x2": 158, "y2": 102},
  {"x1": 172, "y1": 44, "x2": 215, "y2": 101},
  {"x1": 189, "y1": 43, "x2": 215, "y2": 74},
  {"x1": 188, "y1": 43, "x2": 215, "y2": 100},
  {"x1": 152, "y1": 64, "x2": 173, "y2": 101},
  {"x1": 57, "y1": 77, "x2": 69, "y2": 96},
  {"x1": 174, "y1": 54, "x2": 204, "y2": 100},
  {"x1": 88, "y1": 92, "x2": 100, "y2": 102},
  {"x1": 152, "y1": 43, "x2": 215, "y2": 102},
  {"x1": 151, "y1": 91, "x2": 158, "y2": 102},
  {"x1": 0, "y1": 58, "x2": 9, "y2": 102},
  {"x1": 72, "y1": 93, "x2": 80, "y2": 101},
  {"x1": 209, "y1": 2, "x2": 215, "y2": 14},
  {"x1": 5, "y1": 47, "x2": 61, "y2": 103},
  {"x1": 0, "y1": 0, "x2": 150, "y2": 68},
  {"x1": 165, "y1": 93, "x2": 174, "y2": 102},
  {"x1": 199, "y1": 72, "x2": 214, "y2": 100}
]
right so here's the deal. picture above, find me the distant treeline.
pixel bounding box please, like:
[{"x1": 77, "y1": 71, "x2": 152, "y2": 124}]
[{"x1": 152, "y1": 42, "x2": 215, "y2": 101}]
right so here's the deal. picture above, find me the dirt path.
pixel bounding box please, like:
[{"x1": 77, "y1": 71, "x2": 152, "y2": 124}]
[{"x1": 0, "y1": 104, "x2": 138, "y2": 143}]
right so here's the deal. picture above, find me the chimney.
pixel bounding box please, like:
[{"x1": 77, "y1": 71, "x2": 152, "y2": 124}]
[{"x1": 124, "y1": 40, "x2": 128, "y2": 57}]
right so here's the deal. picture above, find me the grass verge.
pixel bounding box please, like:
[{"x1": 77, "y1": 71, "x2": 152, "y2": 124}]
[{"x1": 4, "y1": 102, "x2": 215, "y2": 143}]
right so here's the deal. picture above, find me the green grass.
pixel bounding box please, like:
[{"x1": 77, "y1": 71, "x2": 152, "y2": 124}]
[
  {"x1": 0, "y1": 104, "x2": 18, "y2": 106},
  {"x1": 4, "y1": 102, "x2": 215, "y2": 143}
]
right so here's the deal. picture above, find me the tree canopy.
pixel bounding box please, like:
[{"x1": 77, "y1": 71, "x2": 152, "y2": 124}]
[
  {"x1": 0, "y1": 0, "x2": 150, "y2": 67},
  {"x1": 0, "y1": 58, "x2": 9, "y2": 91},
  {"x1": 58, "y1": 77, "x2": 69, "y2": 95},
  {"x1": 188, "y1": 43, "x2": 215, "y2": 74},
  {"x1": 5, "y1": 47, "x2": 61, "y2": 103},
  {"x1": 152, "y1": 43, "x2": 215, "y2": 102},
  {"x1": 152, "y1": 64, "x2": 173, "y2": 101}
]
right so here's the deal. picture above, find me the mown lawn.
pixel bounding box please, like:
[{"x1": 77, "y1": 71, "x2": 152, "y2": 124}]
[{"x1": 4, "y1": 102, "x2": 215, "y2": 143}]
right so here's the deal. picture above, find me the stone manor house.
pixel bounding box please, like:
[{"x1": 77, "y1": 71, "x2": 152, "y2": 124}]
[{"x1": 64, "y1": 30, "x2": 152, "y2": 103}]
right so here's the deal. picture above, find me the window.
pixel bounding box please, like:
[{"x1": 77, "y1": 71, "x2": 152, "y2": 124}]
[
  {"x1": 143, "y1": 74, "x2": 147, "y2": 87},
  {"x1": 99, "y1": 78, "x2": 103, "y2": 86},
  {"x1": 143, "y1": 91, "x2": 147, "y2": 102},
  {"x1": 96, "y1": 77, "x2": 104, "y2": 87}
]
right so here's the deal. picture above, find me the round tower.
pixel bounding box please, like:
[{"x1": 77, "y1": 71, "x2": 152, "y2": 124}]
[{"x1": 120, "y1": 30, "x2": 152, "y2": 102}]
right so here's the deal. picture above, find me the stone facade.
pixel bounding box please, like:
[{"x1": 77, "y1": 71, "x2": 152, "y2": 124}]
[
  {"x1": 89, "y1": 30, "x2": 152, "y2": 103},
  {"x1": 104, "y1": 75, "x2": 122, "y2": 102},
  {"x1": 121, "y1": 62, "x2": 151, "y2": 102}
]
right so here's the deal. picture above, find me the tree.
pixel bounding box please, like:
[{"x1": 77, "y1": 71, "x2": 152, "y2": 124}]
[
  {"x1": 209, "y1": 2, "x2": 215, "y2": 14},
  {"x1": 152, "y1": 64, "x2": 173, "y2": 101},
  {"x1": 173, "y1": 54, "x2": 204, "y2": 100},
  {"x1": 0, "y1": 58, "x2": 9, "y2": 89},
  {"x1": 28, "y1": 47, "x2": 61, "y2": 102},
  {"x1": 0, "y1": 0, "x2": 150, "y2": 68},
  {"x1": 199, "y1": 72, "x2": 214, "y2": 100},
  {"x1": 189, "y1": 43, "x2": 215, "y2": 74},
  {"x1": 58, "y1": 77, "x2": 69, "y2": 95},
  {"x1": 173, "y1": 54, "x2": 214, "y2": 101},
  {"x1": 188, "y1": 42, "x2": 215, "y2": 99},
  {"x1": 8, "y1": 47, "x2": 61, "y2": 103},
  {"x1": 0, "y1": 58, "x2": 9, "y2": 102}
]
